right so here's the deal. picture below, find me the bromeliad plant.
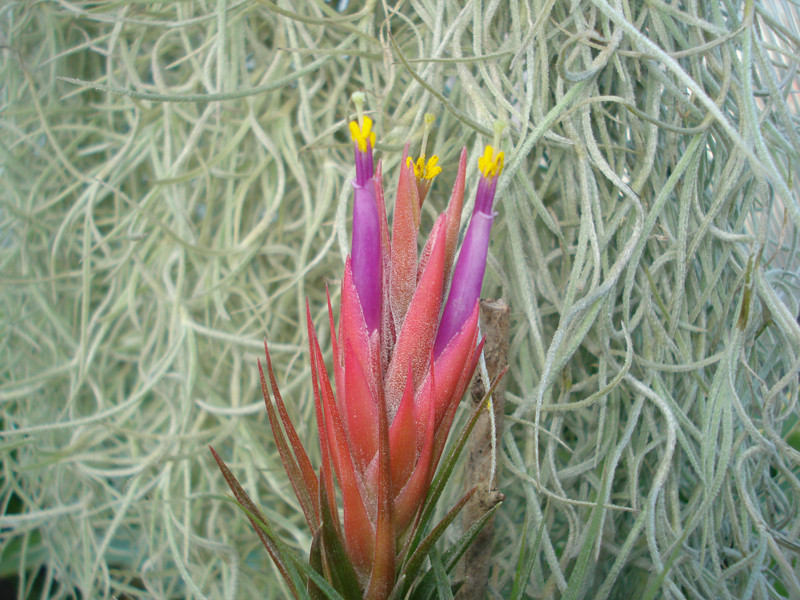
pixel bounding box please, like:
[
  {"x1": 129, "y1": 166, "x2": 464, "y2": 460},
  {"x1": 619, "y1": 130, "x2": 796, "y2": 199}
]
[{"x1": 211, "y1": 110, "x2": 505, "y2": 600}]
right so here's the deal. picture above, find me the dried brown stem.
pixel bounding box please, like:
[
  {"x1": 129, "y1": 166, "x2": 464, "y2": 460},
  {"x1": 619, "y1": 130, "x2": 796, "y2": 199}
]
[{"x1": 456, "y1": 298, "x2": 510, "y2": 600}]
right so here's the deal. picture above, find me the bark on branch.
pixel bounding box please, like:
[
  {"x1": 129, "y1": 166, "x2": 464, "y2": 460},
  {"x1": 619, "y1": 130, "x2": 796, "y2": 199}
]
[{"x1": 456, "y1": 298, "x2": 510, "y2": 600}]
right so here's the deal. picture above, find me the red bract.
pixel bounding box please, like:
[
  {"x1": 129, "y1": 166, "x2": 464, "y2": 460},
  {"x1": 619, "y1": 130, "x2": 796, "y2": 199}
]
[{"x1": 214, "y1": 117, "x2": 504, "y2": 600}]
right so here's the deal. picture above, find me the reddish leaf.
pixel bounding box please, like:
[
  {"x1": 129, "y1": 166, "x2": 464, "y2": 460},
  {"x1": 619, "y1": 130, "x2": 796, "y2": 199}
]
[
  {"x1": 344, "y1": 337, "x2": 379, "y2": 470},
  {"x1": 261, "y1": 342, "x2": 320, "y2": 529},
  {"x1": 340, "y1": 259, "x2": 375, "y2": 396},
  {"x1": 443, "y1": 148, "x2": 468, "y2": 281},
  {"x1": 307, "y1": 303, "x2": 339, "y2": 537},
  {"x1": 309, "y1": 308, "x2": 376, "y2": 577},
  {"x1": 258, "y1": 358, "x2": 318, "y2": 531},
  {"x1": 432, "y1": 337, "x2": 485, "y2": 472},
  {"x1": 413, "y1": 301, "x2": 480, "y2": 436},
  {"x1": 384, "y1": 214, "x2": 448, "y2": 418},
  {"x1": 389, "y1": 144, "x2": 421, "y2": 331},
  {"x1": 326, "y1": 287, "x2": 346, "y2": 416},
  {"x1": 365, "y1": 367, "x2": 395, "y2": 600},
  {"x1": 388, "y1": 364, "x2": 417, "y2": 497},
  {"x1": 393, "y1": 353, "x2": 437, "y2": 533},
  {"x1": 209, "y1": 446, "x2": 299, "y2": 599}
]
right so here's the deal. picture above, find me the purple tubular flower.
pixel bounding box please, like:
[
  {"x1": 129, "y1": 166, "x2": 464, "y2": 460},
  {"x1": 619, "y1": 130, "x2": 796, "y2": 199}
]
[
  {"x1": 434, "y1": 145, "x2": 504, "y2": 357},
  {"x1": 349, "y1": 117, "x2": 381, "y2": 332},
  {"x1": 434, "y1": 212, "x2": 492, "y2": 357},
  {"x1": 351, "y1": 180, "x2": 381, "y2": 332},
  {"x1": 354, "y1": 143, "x2": 374, "y2": 186}
]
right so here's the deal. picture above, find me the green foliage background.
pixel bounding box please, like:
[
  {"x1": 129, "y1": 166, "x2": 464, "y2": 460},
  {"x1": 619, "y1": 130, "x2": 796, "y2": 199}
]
[{"x1": 2, "y1": 0, "x2": 799, "y2": 598}]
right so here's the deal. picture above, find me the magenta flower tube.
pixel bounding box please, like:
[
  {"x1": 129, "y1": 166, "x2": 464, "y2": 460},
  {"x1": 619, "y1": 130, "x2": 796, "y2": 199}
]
[
  {"x1": 434, "y1": 146, "x2": 503, "y2": 357},
  {"x1": 349, "y1": 117, "x2": 381, "y2": 333},
  {"x1": 351, "y1": 180, "x2": 381, "y2": 333}
]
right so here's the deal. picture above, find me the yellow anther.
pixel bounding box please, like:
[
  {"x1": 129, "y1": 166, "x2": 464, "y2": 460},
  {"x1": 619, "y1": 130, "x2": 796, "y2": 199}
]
[
  {"x1": 422, "y1": 155, "x2": 442, "y2": 179},
  {"x1": 408, "y1": 154, "x2": 442, "y2": 181},
  {"x1": 349, "y1": 116, "x2": 376, "y2": 153},
  {"x1": 478, "y1": 145, "x2": 504, "y2": 179}
]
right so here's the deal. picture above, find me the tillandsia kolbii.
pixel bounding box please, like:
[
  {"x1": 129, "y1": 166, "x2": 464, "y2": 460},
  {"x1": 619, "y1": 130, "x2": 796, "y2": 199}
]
[{"x1": 211, "y1": 110, "x2": 505, "y2": 600}]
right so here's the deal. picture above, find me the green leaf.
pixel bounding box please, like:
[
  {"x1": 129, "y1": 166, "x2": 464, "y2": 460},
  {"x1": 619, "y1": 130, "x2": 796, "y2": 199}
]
[
  {"x1": 408, "y1": 501, "x2": 503, "y2": 600},
  {"x1": 260, "y1": 346, "x2": 320, "y2": 531},
  {"x1": 398, "y1": 488, "x2": 476, "y2": 595},
  {"x1": 210, "y1": 446, "x2": 301, "y2": 598},
  {"x1": 509, "y1": 515, "x2": 546, "y2": 600},
  {"x1": 308, "y1": 528, "x2": 325, "y2": 600},
  {"x1": 0, "y1": 530, "x2": 46, "y2": 579},
  {"x1": 414, "y1": 369, "x2": 508, "y2": 552},
  {"x1": 429, "y1": 545, "x2": 454, "y2": 600},
  {"x1": 441, "y1": 500, "x2": 503, "y2": 572},
  {"x1": 396, "y1": 369, "x2": 507, "y2": 598},
  {"x1": 561, "y1": 477, "x2": 607, "y2": 600},
  {"x1": 786, "y1": 429, "x2": 800, "y2": 453},
  {"x1": 245, "y1": 502, "x2": 344, "y2": 600},
  {"x1": 319, "y1": 475, "x2": 363, "y2": 599},
  {"x1": 211, "y1": 446, "x2": 343, "y2": 600}
]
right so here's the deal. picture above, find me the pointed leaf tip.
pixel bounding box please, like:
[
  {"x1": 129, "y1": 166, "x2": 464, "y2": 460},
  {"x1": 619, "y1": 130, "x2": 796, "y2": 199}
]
[
  {"x1": 209, "y1": 446, "x2": 300, "y2": 598},
  {"x1": 260, "y1": 342, "x2": 320, "y2": 530},
  {"x1": 444, "y1": 148, "x2": 468, "y2": 279}
]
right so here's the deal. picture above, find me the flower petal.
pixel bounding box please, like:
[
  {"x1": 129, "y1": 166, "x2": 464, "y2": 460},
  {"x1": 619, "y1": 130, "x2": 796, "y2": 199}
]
[
  {"x1": 434, "y1": 211, "x2": 493, "y2": 358},
  {"x1": 352, "y1": 178, "x2": 382, "y2": 333}
]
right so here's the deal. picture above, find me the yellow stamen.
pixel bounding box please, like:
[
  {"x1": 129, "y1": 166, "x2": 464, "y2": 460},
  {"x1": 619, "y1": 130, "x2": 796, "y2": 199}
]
[
  {"x1": 407, "y1": 154, "x2": 442, "y2": 181},
  {"x1": 420, "y1": 155, "x2": 442, "y2": 180},
  {"x1": 478, "y1": 145, "x2": 504, "y2": 178},
  {"x1": 349, "y1": 116, "x2": 376, "y2": 153}
]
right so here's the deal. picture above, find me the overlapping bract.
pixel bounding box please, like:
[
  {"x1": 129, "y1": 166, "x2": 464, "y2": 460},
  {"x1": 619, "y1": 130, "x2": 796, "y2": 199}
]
[{"x1": 235, "y1": 118, "x2": 503, "y2": 599}]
